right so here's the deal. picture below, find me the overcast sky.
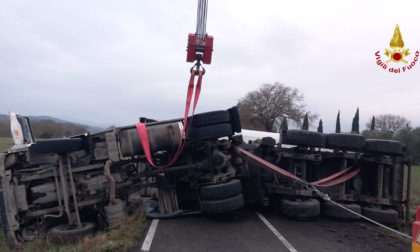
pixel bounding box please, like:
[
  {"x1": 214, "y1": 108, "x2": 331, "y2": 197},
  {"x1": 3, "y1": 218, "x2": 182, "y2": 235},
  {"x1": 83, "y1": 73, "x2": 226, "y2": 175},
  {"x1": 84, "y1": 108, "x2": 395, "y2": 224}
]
[{"x1": 1, "y1": 0, "x2": 420, "y2": 133}]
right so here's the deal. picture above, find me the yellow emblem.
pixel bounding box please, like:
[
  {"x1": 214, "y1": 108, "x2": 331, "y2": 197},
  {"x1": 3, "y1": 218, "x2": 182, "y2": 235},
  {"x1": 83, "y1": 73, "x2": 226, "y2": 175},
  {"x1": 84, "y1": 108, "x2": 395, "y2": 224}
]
[{"x1": 384, "y1": 24, "x2": 410, "y2": 63}]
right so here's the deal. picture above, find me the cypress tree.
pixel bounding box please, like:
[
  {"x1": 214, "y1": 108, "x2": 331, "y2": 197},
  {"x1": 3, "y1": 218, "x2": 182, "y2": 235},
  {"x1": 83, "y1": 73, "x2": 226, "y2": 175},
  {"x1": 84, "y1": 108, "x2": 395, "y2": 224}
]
[
  {"x1": 351, "y1": 108, "x2": 359, "y2": 134},
  {"x1": 302, "y1": 113, "x2": 309, "y2": 130},
  {"x1": 335, "y1": 111, "x2": 341, "y2": 133},
  {"x1": 317, "y1": 119, "x2": 323, "y2": 133},
  {"x1": 370, "y1": 116, "x2": 375, "y2": 131},
  {"x1": 280, "y1": 117, "x2": 288, "y2": 131}
]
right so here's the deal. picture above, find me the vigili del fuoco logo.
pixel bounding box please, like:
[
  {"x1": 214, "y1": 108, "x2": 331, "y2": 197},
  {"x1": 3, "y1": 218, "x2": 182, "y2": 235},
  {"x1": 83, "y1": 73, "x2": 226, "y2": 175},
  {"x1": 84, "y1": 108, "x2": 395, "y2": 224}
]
[{"x1": 375, "y1": 24, "x2": 419, "y2": 73}]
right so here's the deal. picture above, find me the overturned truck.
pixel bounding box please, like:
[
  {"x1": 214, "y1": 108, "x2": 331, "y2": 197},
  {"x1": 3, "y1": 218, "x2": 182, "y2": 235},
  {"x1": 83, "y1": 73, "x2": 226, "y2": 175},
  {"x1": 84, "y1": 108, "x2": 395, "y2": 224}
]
[
  {"x1": 0, "y1": 109, "x2": 244, "y2": 243},
  {"x1": 0, "y1": 110, "x2": 409, "y2": 244},
  {"x1": 241, "y1": 130, "x2": 408, "y2": 225}
]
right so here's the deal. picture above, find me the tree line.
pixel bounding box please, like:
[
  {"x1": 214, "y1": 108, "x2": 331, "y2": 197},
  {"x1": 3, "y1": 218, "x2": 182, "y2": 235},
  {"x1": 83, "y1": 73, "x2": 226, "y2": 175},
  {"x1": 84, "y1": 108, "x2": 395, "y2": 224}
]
[
  {"x1": 335, "y1": 111, "x2": 420, "y2": 163},
  {"x1": 0, "y1": 119, "x2": 88, "y2": 139}
]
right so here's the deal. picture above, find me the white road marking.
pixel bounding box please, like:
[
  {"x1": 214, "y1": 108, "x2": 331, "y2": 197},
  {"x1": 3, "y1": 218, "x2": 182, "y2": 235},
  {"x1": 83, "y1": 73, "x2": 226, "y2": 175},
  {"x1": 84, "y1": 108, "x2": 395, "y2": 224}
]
[
  {"x1": 141, "y1": 219, "x2": 159, "y2": 252},
  {"x1": 256, "y1": 212, "x2": 298, "y2": 252}
]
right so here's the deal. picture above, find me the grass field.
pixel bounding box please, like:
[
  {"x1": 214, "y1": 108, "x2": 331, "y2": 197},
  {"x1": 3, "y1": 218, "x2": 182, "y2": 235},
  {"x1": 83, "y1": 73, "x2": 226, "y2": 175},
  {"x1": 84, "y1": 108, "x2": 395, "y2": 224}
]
[
  {"x1": 0, "y1": 137, "x2": 13, "y2": 152},
  {"x1": 0, "y1": 214, "x2": 147, "y2": 252},
  {"x1": 406, "y1": 165, "x2": 420, "y2": 215}
]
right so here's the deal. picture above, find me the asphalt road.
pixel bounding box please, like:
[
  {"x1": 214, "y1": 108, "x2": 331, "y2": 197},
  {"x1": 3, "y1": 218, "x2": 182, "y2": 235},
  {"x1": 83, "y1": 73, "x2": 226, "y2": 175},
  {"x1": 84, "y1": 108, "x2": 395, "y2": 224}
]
[{"x1": 132, "y1": 207, "x2": 411, "y2": 252}]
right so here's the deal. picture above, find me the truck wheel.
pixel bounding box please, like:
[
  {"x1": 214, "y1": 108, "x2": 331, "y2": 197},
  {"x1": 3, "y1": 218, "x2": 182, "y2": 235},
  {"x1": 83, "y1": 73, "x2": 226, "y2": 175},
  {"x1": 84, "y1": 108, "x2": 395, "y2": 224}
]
[
  {"x1": 228, "y1": 106, "x2": 242, "y2": 133},
  {"x1": 200, "y1": 179, "x2": 242, "y2": 200},
  {"x1": 364, "y1": 139, "x2": 402, "y2": 155},
  {"x1": 361, "y1": 207, "x2": 398, "y2": 226},
  {"x1": 326, "y1": 133, "x2": 365, "y2": 151},
  {"x1": 188, "y1": 110, "x2": 231, "y2": 128},
  {"x1": 49, "y1": 222, "x2": 95, "y2": 244},
  {"x1": 261, "y1": 137, "x2": 276, "y2": 147},
  {"x1": 202, "y1": 193, "x2": 244, "y2": 214},
  {"x1": 322, "y1": 201, "x2": 361, "y2": 220},
  {"x1": 188, "y1": 124, "x2": 233, "y2": 141},
  {"x1": 280, "y1": 198, "x2": 320, "y2": 220},
  {"x1": 22, "y1": 224, "x2": 39, "y2": 242},
  {"x1": 281, "y1": 130, "x2": 326, "y2": 148}
]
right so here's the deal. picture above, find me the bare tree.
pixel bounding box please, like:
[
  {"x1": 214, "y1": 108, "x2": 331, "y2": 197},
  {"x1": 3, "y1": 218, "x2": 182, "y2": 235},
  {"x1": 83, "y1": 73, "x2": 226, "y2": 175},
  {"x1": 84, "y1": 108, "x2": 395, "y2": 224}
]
[
  {"x1": 237, "y1": 82, "x2": 318, "y2": 132},
  {"x1": 366, "y1": 114, "x2": 409, "y2": 135}
]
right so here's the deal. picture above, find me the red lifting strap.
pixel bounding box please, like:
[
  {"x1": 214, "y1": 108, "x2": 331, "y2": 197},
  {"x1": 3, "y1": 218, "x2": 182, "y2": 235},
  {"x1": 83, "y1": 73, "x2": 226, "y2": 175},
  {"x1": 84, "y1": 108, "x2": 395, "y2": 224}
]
[
  {"x1": 312, "y1": 166, "x2": 353, "y2": 185},
  {"x1": 136, "y1": 70, "x2": 203, "y2": 169},
  {"x1": 232, "y1": 145, "x2": 306, "y2": 184},
  {"x1": 232, "y1": 145, "x2": 361, "y2": 188},
  {"x1": 311, "y1": 168, "x2": 361, "y2": 187}
]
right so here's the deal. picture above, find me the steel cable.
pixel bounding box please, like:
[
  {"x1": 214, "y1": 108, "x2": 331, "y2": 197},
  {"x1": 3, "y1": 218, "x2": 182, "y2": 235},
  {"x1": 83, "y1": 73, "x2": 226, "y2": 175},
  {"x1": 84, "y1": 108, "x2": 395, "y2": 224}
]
[
  {"x1": 310, "y1": 185, "x2": 412, "y2": 240},
  {"x1": 196, "y1": 0, "x2": 208, "y2": 40}
]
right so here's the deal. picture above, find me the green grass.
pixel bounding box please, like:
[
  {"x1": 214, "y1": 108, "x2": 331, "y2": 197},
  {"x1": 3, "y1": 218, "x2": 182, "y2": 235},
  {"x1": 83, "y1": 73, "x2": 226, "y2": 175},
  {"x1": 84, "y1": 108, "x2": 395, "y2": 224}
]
[
  {"x1": 0, "y1": 137, "x2": 13, "y2": 152},
  {"x1": 0, "y1": 227, "x2": 10, "y2": 252},
  {"x1": 402, "y1": 164, "x2": 420, "y2": 235},
  {"x1": 0, "y1": 214, "x2": 147, "y2": 252},
  {"x1": 407, "y1": 165, "x2": 420, "y2": 211}
]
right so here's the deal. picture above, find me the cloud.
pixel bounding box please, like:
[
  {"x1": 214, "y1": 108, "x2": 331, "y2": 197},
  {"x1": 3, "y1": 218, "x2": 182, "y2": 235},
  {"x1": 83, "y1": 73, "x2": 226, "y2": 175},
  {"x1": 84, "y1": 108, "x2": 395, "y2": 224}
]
[{"x1": 1, "y1": 0, "x2": 419, "y2": 132}]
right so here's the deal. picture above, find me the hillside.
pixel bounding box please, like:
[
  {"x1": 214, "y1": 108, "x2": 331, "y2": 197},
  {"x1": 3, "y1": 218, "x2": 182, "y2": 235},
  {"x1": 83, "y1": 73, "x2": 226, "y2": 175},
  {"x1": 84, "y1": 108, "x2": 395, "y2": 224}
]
[
  {"x1": 0, "y1": 114, "x2": 103, "y2": 138},
  {"x1": 0, "y1": 114, "x2": 103, "y2": 133},
  {"x1": 0, "y1": 114, "x2": 8, "y2": 121}
]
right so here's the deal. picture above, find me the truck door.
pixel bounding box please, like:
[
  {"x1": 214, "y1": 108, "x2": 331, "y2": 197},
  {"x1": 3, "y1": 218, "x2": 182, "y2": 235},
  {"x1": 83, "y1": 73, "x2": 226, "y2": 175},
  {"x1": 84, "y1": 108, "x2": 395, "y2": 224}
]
[{"x1": 9, "y1": 112, "x2": 35, "y2": 145}]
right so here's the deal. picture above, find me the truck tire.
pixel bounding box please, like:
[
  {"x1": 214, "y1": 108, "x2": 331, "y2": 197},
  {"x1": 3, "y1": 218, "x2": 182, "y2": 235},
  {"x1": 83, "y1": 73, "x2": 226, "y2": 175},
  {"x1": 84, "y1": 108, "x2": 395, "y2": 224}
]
[
  {"x1": 322, "y1": 201, "x2": 361, "y2": 220},
  {"x1": 202, "y1": 193, "x2": 244, "y2": 214},
  {"x1": 326, "y1": 133, "x2": 365, "y2": 151},
  {"x1": 364, "y1": 139, "x2": 402, "y2": 155},
  {"x1": 361, "y1": 207, "x2": 398, "y2": 226},
  {"x1": 22, "y1": 224, "x2": 39, "y2": 241},
  {"x1": 281, "y1": 130, "x2": 326, "y2": 148},
  {"x1": 280, "y1": 198, "x2": 320, "y2": 220},
  {"x1": 228, "y1": 106, "x2": 242, "y2": 133},
  {"x1": 200, "y1": 179, "x2": 242, "y2": 200},
  {"x1": 49, "y1": 222, "x2": 95, "y2": 244},
  {"x1": 188, "y1": 123, "x2": 233, "y2": 141},
  {"x1": 188, "y1": 110, "x2": 231, "y2": 128},
  {"x1": 261, "y1": 137, "x2": 276, "y2": 147}
]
